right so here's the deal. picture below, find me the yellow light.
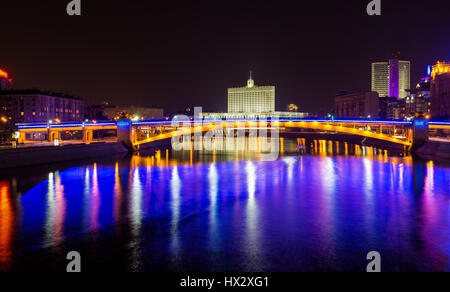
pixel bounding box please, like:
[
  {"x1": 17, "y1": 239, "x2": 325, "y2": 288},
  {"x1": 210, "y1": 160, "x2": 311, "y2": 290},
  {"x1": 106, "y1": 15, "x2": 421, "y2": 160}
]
[{"x1": 0, "y1": 68, "x2": 9, "y2": 78}]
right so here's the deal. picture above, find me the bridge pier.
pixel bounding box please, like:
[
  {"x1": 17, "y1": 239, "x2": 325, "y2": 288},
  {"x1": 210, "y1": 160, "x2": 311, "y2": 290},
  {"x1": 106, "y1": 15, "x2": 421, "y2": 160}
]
[
  {"x1": 411, "y1": 118, "x2": 429, "y2": 151},
  {"x1": 48, "y1": 129, "x2": 60, "y2": 143},
  {"x1": 117, "y1": 119, "x2": 134, "y2": 151},
  {"x1": 18, "y1": 131, "x2": 26, "y2": 144},
  {"x1": 83, "y1": 128, "x2": 93, "y2": 144}
]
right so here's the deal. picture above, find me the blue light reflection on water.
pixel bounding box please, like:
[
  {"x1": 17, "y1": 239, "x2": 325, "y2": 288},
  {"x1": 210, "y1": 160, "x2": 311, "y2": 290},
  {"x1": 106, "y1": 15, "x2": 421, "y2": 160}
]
[{"x1": 1, "y1": 151, "x2": 450, "y2": 272}]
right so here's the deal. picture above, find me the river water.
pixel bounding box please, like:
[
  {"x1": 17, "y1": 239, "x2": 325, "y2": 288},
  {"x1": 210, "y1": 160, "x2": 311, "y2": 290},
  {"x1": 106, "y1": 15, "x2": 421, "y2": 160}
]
[{"x1": 0, "y1": 140, "x2": 449, "y2": 272}]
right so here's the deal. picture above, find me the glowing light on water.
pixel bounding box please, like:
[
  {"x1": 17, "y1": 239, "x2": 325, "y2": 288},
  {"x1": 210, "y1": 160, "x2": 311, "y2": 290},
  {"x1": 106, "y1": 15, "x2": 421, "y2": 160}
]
[
  {"x1": 170, "y1": 166, "x2": 182, "y2": 265},
  {"x1": 0, "y1": 181, "x2": 13, "y2": 268}
]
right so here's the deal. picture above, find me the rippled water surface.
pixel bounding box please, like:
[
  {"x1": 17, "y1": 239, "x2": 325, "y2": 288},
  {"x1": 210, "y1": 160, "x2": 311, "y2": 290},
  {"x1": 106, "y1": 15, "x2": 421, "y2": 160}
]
[{"x1": 0, "y1": 142, "x2": 449, "y2": 272}]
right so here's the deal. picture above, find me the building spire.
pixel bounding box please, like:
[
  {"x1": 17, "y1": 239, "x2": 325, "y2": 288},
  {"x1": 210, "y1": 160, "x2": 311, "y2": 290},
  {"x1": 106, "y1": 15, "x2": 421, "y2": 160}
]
[{"x1": 247, "y1": 71, "x2": 254, "y2": 88}]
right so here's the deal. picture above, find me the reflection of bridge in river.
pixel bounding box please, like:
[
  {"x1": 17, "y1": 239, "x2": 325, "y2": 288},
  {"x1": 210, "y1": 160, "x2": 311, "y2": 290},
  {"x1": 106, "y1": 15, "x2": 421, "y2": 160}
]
[{"x1": 17, "y1": 119, "x2": 450, "y2": 152}]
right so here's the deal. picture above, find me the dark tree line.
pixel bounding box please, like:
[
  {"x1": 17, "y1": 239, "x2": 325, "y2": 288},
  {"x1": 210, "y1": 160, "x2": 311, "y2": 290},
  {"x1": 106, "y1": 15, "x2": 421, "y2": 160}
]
[{"x1": 0, "y1": 121, "x2": 14, "y2": 144}]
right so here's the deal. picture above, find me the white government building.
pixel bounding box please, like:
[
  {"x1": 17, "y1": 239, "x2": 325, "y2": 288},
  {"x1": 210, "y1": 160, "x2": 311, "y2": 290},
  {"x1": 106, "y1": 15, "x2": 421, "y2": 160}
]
[
  {"x1": 228, "y1": 74, "x2": 275, "y2": 113},
  {"x1": 201, "y1": 73, "x2": 308, "y2": 120}
]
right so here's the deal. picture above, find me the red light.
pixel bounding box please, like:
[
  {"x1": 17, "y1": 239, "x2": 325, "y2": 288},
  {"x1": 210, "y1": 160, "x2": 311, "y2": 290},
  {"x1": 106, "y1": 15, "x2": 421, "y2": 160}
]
[{"x1": 0, "y1": 69, "x2": 9, "y2": 79}]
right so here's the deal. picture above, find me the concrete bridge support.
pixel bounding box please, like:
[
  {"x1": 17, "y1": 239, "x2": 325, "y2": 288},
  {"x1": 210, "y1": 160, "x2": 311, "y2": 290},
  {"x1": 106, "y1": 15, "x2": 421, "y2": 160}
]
[
  {"x1": 412, "y1": 118, "x2": 429, "y2": 151},
  {"x1": 117, "y1": 119, "x2": 134, "y2": 151},
  {"x1": 83, "y1": 129, "x2": 93, "y2": 144},
  {"x1": 18, "y1": 131, "x2": 26, "y2": 144},
  {"x1": 48, "y1": 129, "x2": 60, "y2": 143}
]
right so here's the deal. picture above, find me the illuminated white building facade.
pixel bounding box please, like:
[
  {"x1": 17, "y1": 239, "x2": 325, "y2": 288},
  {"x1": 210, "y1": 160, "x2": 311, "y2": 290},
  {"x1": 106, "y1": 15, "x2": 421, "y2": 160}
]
[
  {"x1": 200, "y1": 111, "x2": 309, "y2": 120},
  {"x1": 202, "y1": 73, "x2": 309, "y2": 120},
  {"x1": 371, "y1": 62, "x2": 390, "y2": 98},
  {"x1": 228, "y1": 75, "x2": 275, "y2": 113},
  {"x1": 372, "y1": 59, "x2": 410, "y2": 99}
]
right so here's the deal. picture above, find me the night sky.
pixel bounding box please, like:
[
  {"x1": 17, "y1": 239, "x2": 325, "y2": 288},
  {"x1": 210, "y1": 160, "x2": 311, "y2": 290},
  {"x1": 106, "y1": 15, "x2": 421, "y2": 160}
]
[{"x1": 1, "y1": 0, "x2": 449, "y2": 114}]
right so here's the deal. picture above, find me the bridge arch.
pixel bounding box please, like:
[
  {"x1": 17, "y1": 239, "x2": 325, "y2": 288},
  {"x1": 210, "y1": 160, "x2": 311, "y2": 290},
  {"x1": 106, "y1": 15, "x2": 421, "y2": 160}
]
[{"x1": 132, "y1": 121, "x2": 412, "y2": 150}]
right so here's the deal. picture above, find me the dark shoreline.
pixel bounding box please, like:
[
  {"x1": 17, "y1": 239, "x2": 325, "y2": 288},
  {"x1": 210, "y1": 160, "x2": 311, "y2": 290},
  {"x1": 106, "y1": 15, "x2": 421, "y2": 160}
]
[
  {"x1": 416, "y1": 140, "x2": 450, "y2": 161},
  {"x1": 0, "y1": 142, "x2": 128, "y2": 170}
]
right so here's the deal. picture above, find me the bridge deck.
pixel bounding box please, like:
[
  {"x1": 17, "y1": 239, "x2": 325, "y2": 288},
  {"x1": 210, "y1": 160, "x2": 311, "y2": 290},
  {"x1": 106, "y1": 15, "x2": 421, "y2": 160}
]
[{"x1": 15, "y1": 119, "x2": 450, "y2": 150}]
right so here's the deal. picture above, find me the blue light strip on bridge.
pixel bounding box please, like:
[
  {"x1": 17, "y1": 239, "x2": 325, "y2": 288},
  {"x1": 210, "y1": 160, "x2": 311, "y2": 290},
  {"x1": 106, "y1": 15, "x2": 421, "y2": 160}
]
[
  {"x1": 17, "y1": 124, "x2": 49, "y2": 129},
  {"x1": 17, "y1": 122, "x2": 117, "y2": 130},
  {"x1": 429, "y1": 121, "x2": 450, "y2": 126},
  {"x1": 277, "y1": 119, "x2": 413, "y2": 125}
]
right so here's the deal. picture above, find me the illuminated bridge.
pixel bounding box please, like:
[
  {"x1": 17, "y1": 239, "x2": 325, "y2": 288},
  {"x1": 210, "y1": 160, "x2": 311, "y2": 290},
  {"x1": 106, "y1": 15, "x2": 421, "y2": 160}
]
[{"x1": 16, "y1": 119, "x2": 450, "y2": 152}]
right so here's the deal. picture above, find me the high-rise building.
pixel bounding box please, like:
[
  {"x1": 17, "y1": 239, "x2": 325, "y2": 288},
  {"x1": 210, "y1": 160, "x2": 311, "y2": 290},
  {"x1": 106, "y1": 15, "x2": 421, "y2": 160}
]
[
  {"x1": 228, "y1": 73, "x2": 275, "y2": 113},
  {"x1": 431, "y1": 61, "x2": 450, "y2": 119},
  {"x1": 372, "y1": 58, "x2": 410, "y2": 99},
  {"x1": 397, "y1": 60, "x2": 411, "y2": 99},
  {"x1": 371, "y1": 62, "x2": 390, "y2": 98}
]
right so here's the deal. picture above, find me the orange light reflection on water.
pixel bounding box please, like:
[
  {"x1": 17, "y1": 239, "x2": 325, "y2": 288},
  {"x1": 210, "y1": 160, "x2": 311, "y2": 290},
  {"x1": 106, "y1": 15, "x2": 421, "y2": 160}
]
[{"x1": 0, "y1": 181, "x2": 13, "y2": 269}]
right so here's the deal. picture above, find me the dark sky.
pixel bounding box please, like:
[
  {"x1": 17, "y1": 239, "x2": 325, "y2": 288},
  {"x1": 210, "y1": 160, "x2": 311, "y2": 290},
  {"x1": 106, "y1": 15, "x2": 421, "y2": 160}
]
[{"x1": 1, "y1": 0, "x2": 449, "y2": 114}]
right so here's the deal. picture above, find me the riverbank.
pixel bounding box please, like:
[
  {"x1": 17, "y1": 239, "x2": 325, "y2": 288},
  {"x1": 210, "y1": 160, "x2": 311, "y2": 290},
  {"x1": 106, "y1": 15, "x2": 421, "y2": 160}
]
[
  {"x1": 0, "y1": 142, "x2": 128, "y2": 170},
  {"x1": 416, "y1": 140, "x2": 450, "y2": 161}
]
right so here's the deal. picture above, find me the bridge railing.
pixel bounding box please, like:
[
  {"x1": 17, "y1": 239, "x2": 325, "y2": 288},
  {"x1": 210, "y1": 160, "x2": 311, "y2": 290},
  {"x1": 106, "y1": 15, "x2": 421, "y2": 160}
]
[{"x1": 14, "y1": 119, "x2": 450, "y2": 149}]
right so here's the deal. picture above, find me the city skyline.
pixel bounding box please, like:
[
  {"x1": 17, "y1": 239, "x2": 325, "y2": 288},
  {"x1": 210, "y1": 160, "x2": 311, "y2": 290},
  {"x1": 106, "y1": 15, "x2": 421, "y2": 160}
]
[
  {"x1": 1, "y1": 1, "x2": 449, "y2": 114},
  {"x1": 1, "y1": 0, "x2": 450, "y2": 275}
]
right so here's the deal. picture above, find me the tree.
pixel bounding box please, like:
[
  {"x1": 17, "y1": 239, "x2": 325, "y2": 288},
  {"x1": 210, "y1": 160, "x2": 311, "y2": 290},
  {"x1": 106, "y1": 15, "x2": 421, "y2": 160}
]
[{"x1": 0, "y1": 119, "x2": 15, "y2": 144}]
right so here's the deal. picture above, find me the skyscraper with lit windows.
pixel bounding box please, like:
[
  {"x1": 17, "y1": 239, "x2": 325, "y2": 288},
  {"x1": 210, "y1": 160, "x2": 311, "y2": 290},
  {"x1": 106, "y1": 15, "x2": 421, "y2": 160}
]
[
  {"x1": 371, "y1": 62, "x2": 390, "y2": 98},
  {"x1": 372, "y1": 57, "x2": 410, "y2": 99},
  {"x1": 228, "y1": 73, "x2": 275, "y2": 113}
]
